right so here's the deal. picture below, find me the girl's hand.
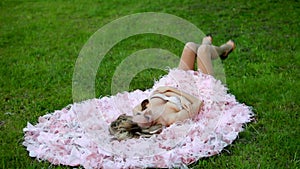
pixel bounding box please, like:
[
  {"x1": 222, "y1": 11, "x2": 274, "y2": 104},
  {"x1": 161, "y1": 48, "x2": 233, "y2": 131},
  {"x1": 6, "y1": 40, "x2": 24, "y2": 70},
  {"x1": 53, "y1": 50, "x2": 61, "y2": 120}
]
[{"x1": 181, "y1": 98, "x2": 191, "y2": 112}]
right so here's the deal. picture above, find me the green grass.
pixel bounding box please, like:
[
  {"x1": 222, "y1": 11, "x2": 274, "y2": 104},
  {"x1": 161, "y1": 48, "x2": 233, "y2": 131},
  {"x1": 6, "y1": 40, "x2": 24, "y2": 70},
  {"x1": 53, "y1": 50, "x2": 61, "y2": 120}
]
[{"x1": 0, "y1": 0, "x2": 299, "y2": 168}]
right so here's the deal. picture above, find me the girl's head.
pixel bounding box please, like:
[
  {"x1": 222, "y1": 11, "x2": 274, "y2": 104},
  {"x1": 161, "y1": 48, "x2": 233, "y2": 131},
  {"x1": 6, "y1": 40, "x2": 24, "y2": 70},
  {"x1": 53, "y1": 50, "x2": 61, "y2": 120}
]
[
  {"x1": 109, "y1": 99, "x2": 160, "y2": 140},
  {"x1": 132, "y1": 99, "x2": 154, "y2": 129}
]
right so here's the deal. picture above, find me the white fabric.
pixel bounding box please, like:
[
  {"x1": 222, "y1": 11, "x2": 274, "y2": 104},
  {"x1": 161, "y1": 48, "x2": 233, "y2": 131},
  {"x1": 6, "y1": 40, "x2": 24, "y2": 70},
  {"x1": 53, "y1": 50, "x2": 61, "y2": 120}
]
[{"x1": 151, "y1": 93, "x2": 183, "y2": 110}]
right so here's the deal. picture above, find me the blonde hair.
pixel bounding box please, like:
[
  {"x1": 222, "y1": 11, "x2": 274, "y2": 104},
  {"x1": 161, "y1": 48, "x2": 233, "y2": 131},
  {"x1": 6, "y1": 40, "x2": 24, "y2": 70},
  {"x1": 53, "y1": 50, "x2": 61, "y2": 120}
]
[
  {"x1": 109, "y1": 114, "x2": 163, "y2": 141},
  {"x1": 109, "y1": 114, "x2": 141, "y2": 141}
]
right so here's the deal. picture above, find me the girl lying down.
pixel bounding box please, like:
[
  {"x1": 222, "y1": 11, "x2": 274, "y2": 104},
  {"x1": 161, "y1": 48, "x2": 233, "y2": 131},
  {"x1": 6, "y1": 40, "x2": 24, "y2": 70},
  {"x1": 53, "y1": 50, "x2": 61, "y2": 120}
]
[{"x1": 109, "y1": 35, "x2": 235, "y2": 140}]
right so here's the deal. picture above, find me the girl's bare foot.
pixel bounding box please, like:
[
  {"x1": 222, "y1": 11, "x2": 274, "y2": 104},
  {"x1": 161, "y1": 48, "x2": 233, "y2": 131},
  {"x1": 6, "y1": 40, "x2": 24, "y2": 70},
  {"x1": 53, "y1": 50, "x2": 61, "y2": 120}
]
[{"x1": 202, "y1": 34, "x2": 213, "y2": 45}]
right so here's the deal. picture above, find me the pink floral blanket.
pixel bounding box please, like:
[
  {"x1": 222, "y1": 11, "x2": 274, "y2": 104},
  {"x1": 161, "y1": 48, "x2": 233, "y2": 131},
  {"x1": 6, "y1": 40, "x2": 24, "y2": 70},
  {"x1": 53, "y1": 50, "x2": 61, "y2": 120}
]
[{"x1": 23, "y1": 69, "x2": 254, "y2": 168}]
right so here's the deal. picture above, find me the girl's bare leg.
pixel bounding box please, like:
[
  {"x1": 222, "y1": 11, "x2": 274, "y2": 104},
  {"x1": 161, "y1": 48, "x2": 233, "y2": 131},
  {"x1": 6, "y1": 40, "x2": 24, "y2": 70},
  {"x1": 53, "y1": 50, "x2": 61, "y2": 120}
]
[
  {"x1": 197, "y1": 37, "x2": 235, "y2": 75},
  {"x1": 179, "y1": 36, "x2": 235, "y2": 75},
  {"x1": 196, "y1": 37, "x2": 215, "y2": 75},
  {"x1": 178, "y1": 42, "x2": 199, "y2": 70}
]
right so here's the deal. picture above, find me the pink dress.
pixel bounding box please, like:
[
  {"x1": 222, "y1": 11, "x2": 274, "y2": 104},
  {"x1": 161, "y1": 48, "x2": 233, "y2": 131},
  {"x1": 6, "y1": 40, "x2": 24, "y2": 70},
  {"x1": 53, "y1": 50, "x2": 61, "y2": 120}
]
[{"x1": 23, "y1": 69, "x2": 254, "y2": 168}]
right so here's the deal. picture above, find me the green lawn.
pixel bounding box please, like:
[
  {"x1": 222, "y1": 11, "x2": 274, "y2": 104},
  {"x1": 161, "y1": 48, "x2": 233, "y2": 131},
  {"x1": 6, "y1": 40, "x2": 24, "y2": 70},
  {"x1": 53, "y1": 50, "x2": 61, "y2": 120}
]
[{"x1": 0, "y1": 0, "x2": 299, "y2": 168}]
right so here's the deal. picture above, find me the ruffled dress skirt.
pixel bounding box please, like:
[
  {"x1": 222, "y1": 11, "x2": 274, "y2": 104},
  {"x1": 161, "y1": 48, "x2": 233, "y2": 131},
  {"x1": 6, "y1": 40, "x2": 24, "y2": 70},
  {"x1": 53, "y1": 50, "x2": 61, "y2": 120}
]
[{"x1": 23, "y1": 69, "x2": 254, "y2": 168}]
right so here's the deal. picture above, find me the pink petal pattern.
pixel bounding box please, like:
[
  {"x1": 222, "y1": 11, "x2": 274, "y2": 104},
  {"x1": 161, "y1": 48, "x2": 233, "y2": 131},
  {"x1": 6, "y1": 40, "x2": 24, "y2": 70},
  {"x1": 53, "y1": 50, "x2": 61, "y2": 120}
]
[{"x1": 23, "y1": 69, "x2": 254, "y2": 168}]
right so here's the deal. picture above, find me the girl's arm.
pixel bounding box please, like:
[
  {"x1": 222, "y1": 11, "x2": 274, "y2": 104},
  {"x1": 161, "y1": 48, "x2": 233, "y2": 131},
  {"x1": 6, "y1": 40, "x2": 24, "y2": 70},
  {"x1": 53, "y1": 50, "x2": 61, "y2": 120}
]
[
  {"x1": 154, "y1": 86, "x2": 200, "y2": 104},
  {"x1": 154, "y1": 86, "x2": 203, "y2": 116}
]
